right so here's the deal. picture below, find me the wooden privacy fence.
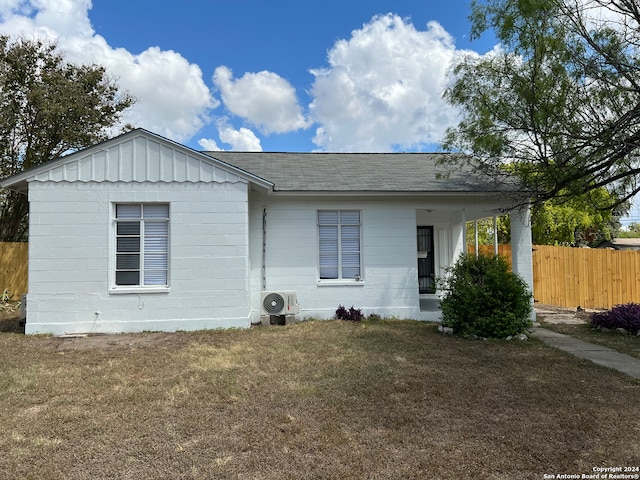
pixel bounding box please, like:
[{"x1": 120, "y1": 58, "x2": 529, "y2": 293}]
[
  {"x1": 532, "y1": 245, "x2": 640, "y2": 309},
  {"x1": 470, "y1": 244, "x2": 640, "y2": 309},
  {"x1": 0, "y1": 242, "x2": 27, "y2": 300}
]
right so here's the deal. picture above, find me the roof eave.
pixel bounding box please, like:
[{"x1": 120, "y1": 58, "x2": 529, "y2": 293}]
[
  {"x1": 0, "y1": 175, "x2": 29, "y2": 193},
  {"x1": 267, "y1": 190, "x2": 519, "y2": 197}
]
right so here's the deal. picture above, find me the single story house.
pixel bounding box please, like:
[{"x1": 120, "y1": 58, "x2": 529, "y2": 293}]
[{"x1": 0, "y1": 129, "x2": 534, "y2": 335}]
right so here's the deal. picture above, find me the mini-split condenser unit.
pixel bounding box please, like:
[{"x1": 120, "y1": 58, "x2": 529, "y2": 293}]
[{"x1": 261, "y1": 291, "x2": 299, "y2": 316}]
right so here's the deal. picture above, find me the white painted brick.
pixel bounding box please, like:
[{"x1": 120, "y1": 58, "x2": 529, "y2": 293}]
[
  {"x1": 26, "y1": 178, "x2": 253, "y2": 334},
  {"x1": 25, "y1": 164, "x2": 530, "y2": 333}
]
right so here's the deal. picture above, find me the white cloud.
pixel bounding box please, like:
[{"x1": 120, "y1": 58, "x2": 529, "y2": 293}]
[
  {"x1": 213, "y1": 65, "x2": 310, "y2": 134},
  {"x1": 198, "y1": 121, "x2": 262, "y2": 152},
  {"x1": 576, "y1": 0, "x2": 636, "y2": 29},
  {"x1": 0, "y1": 4, "x2": 490, "y2": 153},
  {"x1": 32, "y1": 0, "x2": 93, "y2": 37},
  {"x1": 217, "y1": 120, "x2": 262, "y2": 151},
  {"x1": 0, "y1": 0, "x2": 215, "y2": 143},
  {"x1": 309, "y1": 14, "x2": 466, "y2": 152},
  {"x1": 198, "y1": 137, "x2": 221, "y2": 151}
]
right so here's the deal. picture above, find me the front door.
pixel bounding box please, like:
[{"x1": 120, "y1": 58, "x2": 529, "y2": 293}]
[{"x1": 417, "y1": 226, "x2": 435, "y2": 294}]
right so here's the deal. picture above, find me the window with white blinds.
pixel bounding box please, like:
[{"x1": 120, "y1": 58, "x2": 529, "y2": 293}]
[
  {"x1": 115, "y1": 204, "x2": 169, "y2": 287},
  {"x1": 318, "y1": 210, "x2": 361, "y2": 280}
]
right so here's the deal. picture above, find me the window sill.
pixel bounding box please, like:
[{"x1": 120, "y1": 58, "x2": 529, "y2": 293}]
[
  {"x1": 317, "y1": 280, "x2": 365, "y2": 287},
  {"x1": 109, "y1": 286, "x2": 170, "y2": 295}
]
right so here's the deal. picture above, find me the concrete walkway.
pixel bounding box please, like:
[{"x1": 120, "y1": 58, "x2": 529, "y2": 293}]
[{"x1": 532, "y1": 328, "x2": 640, "y2": 380}]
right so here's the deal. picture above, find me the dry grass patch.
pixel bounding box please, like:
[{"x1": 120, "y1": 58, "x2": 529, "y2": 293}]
[{"x1": 0, "y1": 319, "x2": 639, "y2": 479}]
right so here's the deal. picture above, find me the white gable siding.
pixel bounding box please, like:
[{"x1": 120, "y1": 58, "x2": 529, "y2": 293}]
[
  {"x1": 31, "y1": 135, "x2": 245, "y2": 185},
  {"x1": 24, "y1": 137, "x2": 253, "y2": 335}
]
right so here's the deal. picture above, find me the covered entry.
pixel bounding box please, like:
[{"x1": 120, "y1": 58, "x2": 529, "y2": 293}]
[{"x1": 417, "y1": 226, "x2": 435, "y2": 294}]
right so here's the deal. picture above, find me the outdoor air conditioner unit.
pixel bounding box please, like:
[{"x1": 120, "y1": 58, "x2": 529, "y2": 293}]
[{"x1": 261, "y1": 291, "x2": 299, "y2": 316}]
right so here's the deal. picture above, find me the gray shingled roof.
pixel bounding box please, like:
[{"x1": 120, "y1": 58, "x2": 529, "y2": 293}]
[{"x1": 206, "y1": 152, "x2": 515, "y2": 193}]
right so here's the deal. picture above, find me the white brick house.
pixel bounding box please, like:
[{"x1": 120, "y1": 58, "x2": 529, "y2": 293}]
[{"x1": 0, "y1": 129, "x2": 533, "y2": 335}]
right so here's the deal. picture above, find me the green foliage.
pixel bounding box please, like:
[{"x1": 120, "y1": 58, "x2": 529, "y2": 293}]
[
  {"x1": 469, "y1": 188, "x2": 625, "y2": 247},
  {"x1": 439, "y1": 254, "x2": 532, "y2": 339},
  {"x1": 465, "y1": 217, "x2": 509, "y2": 246},
  {"x1": 530, "y1": 189, "x2": 626, "y2": 246},
  {"x1": 0, "y1": 36, "x2": 134, "y2": 241},
  {"x1": 442, "y1": 0, "x2": 640, "y2": 211},
  {"x1": 619, "y1": 223, "x2": 640, "y2": 238}
]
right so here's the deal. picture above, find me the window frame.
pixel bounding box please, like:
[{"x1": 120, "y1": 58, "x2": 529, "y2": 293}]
[
  {"x1": 110, "y1": 203, "x2": 170, "y2": 294},
  {"x1": 317, "y1": 210, "x2": 363, "y2": 285}
]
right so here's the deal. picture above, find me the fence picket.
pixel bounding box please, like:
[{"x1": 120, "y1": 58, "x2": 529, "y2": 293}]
[{"x1": 0, "y1": 242, "x2": 28, "y2": 300}]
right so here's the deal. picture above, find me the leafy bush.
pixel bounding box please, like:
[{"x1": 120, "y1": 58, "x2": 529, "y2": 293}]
[
  {"x1": 591, "y1": 303, "x2": 640, "y2": 333},
  {"x1": 439, "y1": 253, "x2": 532, "y2": 339},
  {"x1": 335, "y1": 305, "x2": 363, "y2": 321},
  {"x1": 366, "y1": 313, "x2": 383, "y2": 322}
]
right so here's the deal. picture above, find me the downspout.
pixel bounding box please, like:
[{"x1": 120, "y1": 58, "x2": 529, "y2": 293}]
[{"x1": 262, "y1": 206, "x2": 267, "y2": 290}]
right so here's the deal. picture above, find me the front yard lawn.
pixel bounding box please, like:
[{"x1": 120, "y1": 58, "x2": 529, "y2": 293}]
[{"x1": 0, "y1": 318, "x2": 638, "y2": 479}]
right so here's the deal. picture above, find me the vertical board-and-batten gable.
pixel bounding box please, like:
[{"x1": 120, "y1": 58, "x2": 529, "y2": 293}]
[{"x1": 18, "y1": 130, "x2": 268, "y2": 188}]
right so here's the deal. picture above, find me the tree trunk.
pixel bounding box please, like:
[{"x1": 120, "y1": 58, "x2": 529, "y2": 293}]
[{"x1": 0, "y1": 191, "x2": 28, "y2": 242}]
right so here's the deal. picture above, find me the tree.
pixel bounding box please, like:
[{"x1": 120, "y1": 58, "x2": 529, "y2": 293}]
[
  {"x1": 442, "y1": 0, "x2": 640, "y2": 211},
  {"x1": 0, "y1": 36, "x2": 134, "y2": 241},
  {"x1": 469, "y1": 189, "x2": 627, "y2": 246},
  {"x1": 618, "y1": 222, "x2": 640, "y2": 238},
  {"x1": 530, "y1": 189, "x2": 626, "y2": 245}
]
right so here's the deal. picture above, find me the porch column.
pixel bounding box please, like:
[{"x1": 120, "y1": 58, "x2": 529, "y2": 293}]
[
  {"x1": 474, "y1": 220, "x2": 479, "y2": 257},
  {"x1": 461, "y1": 209, "x2": 467, "y2": 255},
  {"x1": 510, "y1": 205, "x2": 536, "y2": 320}
]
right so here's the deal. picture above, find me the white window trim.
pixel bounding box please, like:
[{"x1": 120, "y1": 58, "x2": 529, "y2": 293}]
[
  {"x1": 108, "y1": 203, "x2": 170, "y2": 294},
  {"x1": 317, "y1": 209, "x2": 363, "y2": 285},
  {"x1": 317, "y1": 279, "x2": 365, "y2": 287}
]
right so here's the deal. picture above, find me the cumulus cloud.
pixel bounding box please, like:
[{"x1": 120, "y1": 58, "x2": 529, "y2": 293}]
[
  {"x1": 0, "y1": 3, "x2": 486, "y2": 153},
  {"x1": 0, "y1": 0, "x2": 215, "y2": 143},
  {"x1": 213, "y1": 66, "x2": 310, "y2": 134},
  {"x1": 198, "y1": 137, "x2": 222, "y2": 151},
  {"x1": 309, "y1": 14, "x2": 466, "y2": 152},
  {"x1": 198, "y1": 121, "x2": 262, "y2": 152},
  {"x1": 219, "y1": 126, "x2": 262, "y2": 151}
]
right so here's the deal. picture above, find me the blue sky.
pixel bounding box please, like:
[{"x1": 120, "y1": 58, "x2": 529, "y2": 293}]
[
  {"x1": 1, "y1": 0, "x2": 639, "y2": 222},
  {"x1": 0, "y1": 0, "x2": 497, "y2": 153}
]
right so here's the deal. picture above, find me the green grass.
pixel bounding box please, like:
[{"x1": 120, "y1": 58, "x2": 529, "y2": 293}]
[{"x1": 0, "y1": 318, "x2": 639, "y2": 479}]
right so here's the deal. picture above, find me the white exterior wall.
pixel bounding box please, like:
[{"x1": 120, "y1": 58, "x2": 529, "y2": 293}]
[
  {"x1": 27, "y1": 181, "x2": 250, "y2": 334},
  {"x1": 248, "y1": 196, "x2": 418, "y2": 321},
  {"x1": 247, "y1": 195, "x2": 502, "y2": 323},
  {"x1": 23, "y1": 133, "x2": 255, "y2": 335},
  {"x1": 17, "y1": 131, "x2": 533, "y2": 332}
]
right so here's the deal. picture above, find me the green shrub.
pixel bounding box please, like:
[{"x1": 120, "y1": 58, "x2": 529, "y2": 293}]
[{"x1": 439, "y1": 253, "x2": 532, "y2": 339}]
